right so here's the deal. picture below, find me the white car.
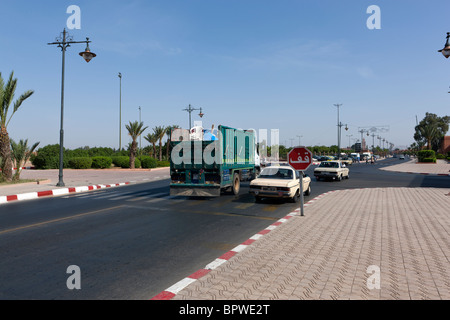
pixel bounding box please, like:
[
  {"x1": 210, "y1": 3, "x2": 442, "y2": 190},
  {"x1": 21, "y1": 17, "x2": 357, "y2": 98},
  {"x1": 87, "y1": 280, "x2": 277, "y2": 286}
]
[
  {"x1": 249, "y1": 166, "x2": 311, "y2": 203},
  {"x1": 314, "y1": 160, "x2": 349, "y2": 181}
]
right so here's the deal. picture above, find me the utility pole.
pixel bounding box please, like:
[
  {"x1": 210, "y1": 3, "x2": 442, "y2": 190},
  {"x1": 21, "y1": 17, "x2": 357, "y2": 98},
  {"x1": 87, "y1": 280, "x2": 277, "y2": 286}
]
[{"x1": 118, "y1": 72, "x2": 122, "y2": 151}]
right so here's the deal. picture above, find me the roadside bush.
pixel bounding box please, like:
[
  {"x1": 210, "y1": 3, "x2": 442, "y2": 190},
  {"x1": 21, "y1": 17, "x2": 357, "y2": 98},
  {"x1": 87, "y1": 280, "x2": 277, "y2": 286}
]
[
  {"x1": 112, "y1": 156, "x2": 140, "y2": 168},
  {"x1": 68, "y1": 157, "x2": 92, "y2": 169},
  {"x1": 91, "y1": 156, "x2": 112, "y2": 169},
  {"x1": 421, "y1": 157, "x2": 437, "y2": 163},
  {"x1": 112, "y1": 156, "x2": 127, "y2": 168},
  {"x1": 140, "y1": 156, "x2": 158, "y2": 169},
  {"x1": 436, "y1": 153, "x2": 445, "y2": 159},
  {"x1": 157, "y1": 160, "x2": 170, "y2": 167},
  {"x1": 418, "y1": 150, "x2": 435, "y2": 162},
  {"x1": 32, "y1": 144, "x2": 69, "y2": 169}
]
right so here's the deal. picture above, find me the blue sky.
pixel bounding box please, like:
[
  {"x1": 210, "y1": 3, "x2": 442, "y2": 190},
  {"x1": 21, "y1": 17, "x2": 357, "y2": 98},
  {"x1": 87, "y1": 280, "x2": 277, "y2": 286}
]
[{"x1": 1, "y1": 0, "x2": 449, "y2": 150}]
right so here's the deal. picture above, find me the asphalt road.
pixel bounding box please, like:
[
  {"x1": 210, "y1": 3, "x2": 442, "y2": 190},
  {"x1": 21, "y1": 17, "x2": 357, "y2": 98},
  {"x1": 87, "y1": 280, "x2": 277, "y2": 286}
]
[{"x1": 0, "y1": 158, "x2": 448, "y2": 299}]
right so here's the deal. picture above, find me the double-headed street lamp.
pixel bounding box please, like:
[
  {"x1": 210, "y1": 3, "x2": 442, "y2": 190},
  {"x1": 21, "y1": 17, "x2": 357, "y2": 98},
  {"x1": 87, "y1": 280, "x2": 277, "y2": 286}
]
[
  {"x1": 118, "y1": 72, "x2": 122, "y2": 151},
  {"x1": 48, "y1": 29, "x2": 96, "y2": 187},
  {"x1": 183, "y1": 104, "x2": 204, "y2": 129},
  {"x1": 333, "y1": 104, "x2": 348, "y2": 157}
]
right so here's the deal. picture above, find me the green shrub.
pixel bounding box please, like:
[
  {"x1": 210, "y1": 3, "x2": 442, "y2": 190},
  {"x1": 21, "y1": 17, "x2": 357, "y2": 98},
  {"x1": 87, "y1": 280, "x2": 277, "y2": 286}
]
[
  {"x1": 421, "y1": 157, "x2": 437, "y2": 163},
  {"x1": 111, "y1": 156, "x2": 140, "y2": 168},
  {"x1": 68, "y1": 157, "x2": 92, "y2": 169},
  {"x1": 140, "y1": 156, "x2": 158, "y2": 168},
  {"x1": 418, "y1": 150, "x2": 435, "y2": 162},
  {"x1": 112, "y1": 156, "x2": 128, "y2": 168},
  {"x1": 436, "y1": 153, "x2": 445, "y2": 159},
  {"x1": 157, "y1": 160, "x2": 170, "y2": 167},
  {"x1": 32, "y1": 144, "x2": 69, "y2": 169},
  {"x1": 91, "y1": 156, "x2": 112, "y2": 169}
]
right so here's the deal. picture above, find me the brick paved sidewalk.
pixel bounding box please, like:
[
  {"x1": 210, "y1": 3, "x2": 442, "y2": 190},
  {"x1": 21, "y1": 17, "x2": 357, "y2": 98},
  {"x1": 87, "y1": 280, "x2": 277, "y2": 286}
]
[
  {"x1": 171, "y1": 187, "x2": 450, "y2": 300},
  {"x1": 0, "y1": 167, "x2": 170, "y2": 197},
  {"x1": 380, "y1": 159, "x2": 450, "y2": 176}
]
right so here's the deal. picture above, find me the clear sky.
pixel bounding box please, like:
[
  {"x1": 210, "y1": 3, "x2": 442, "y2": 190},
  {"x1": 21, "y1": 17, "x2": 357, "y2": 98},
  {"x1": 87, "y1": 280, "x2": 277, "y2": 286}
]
[{"x1": 1, "y1": 0, "x2": 449, "y2": 150}]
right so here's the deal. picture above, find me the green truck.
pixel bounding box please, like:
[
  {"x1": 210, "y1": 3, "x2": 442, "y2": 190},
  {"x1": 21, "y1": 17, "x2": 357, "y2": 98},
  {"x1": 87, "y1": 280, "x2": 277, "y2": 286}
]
[{"x1": 169, "y1": 125, "x2": 260, "y2": 197}]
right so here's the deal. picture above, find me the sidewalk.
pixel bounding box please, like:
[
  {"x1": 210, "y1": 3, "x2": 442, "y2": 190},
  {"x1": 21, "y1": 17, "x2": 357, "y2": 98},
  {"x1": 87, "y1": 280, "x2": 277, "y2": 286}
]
[
  {"x1": 379, "y1": 158, "x2": 450, "y2": 176},
  {"x1": 154, "y1": 159, "x2": 450, "y2": 300},
  {"x1": 0, "y1": 167, "x2": 170, "y2": 202}
]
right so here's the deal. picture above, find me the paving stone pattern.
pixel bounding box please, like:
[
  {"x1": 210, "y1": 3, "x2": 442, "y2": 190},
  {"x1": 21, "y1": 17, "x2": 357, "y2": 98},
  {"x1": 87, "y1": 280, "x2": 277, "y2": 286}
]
[{"x1": 173, "y1": 187, "x2": 450, "y2": 300}]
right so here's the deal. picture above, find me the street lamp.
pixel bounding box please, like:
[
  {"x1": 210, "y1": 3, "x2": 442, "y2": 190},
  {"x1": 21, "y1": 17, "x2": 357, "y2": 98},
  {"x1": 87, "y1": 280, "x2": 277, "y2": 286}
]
[
  {"x1": 48, "y1": 29, "x2": 96, "y2": 187},
  {"x1": 346, "y1": 134, "x2": 353, "y2": 148},
  {"x1": 297, "y1": 135, "x2": 303, "y2": 146},
  {"x1": 183, "y1": 104, "x2": 204, "y2": 129},
  {"x1": 118, "y1": 72, "x2": 122, "y2": 151},
  {"x1": 438, "y1": 32, "x2": 450, "y2": 58},
  {"x1": 334, "y1": 104, "x2": 348, "y2": 157},
  {"x1": 139, "y1": 106, "x2": 142, "y2": 156}
]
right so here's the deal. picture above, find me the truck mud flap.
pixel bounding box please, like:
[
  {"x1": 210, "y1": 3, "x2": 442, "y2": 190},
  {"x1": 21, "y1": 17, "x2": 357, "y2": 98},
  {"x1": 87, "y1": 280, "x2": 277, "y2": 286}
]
[{"x1": 170, "y1": 187, "x2": 221, "y2": 197}]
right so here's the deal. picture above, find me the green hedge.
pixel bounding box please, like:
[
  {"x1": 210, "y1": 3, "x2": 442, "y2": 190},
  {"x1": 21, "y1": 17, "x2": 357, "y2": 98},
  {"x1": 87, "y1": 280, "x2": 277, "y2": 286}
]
[
  {"x1": 91, "y1": 156, "x2": 112, "y2": 169},
  {"x1": 112, "y1": 156, "x2": 141, "y2": 168},
  {"x1": 68, "y1": 157, "x2": 92, "y2": 169},
  {"x1": 140, "y1": 156, "x2": 158, "y2": 168},
  {"x1": 157, "y1": 160, "x2": 170, "y2": 167},
  {"x1": 418, "y1": 150, "x2": 436, "y2": 163}
]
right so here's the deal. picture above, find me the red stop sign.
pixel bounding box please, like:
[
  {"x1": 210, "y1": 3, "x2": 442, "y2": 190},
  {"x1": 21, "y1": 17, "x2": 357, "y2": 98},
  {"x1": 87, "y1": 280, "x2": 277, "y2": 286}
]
[{"x1": 288, "y1": 146, "x2": 312, "y2": 171}]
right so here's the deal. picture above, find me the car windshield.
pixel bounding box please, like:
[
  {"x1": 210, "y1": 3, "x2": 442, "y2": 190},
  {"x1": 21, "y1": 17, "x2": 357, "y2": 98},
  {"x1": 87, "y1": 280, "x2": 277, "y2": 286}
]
[
  {"x1": 259, "y1": 168, "x2": 294, "y2": 179},
  {"x1": 318, "y1": 162, "x2": 339, "y2": 168}
]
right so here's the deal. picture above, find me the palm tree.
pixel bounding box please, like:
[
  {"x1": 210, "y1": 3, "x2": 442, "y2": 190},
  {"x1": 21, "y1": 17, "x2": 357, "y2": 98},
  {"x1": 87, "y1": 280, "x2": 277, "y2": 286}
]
[
  {"x1": 0, "y1": 71, "x2": 34, "y2": 182},
  {"x1": 419, "y1": 123, "x2": 439, "y2": 150},
  {"x1": 144, "y1": 133, "x2": 158, "y2": 158},
  {"x1": 125, "y1": 121, "x2": 148, "y2": 169},
  {"x1": 153, "y1": 126, "x2": 166, "y2": 161},
  {"x1": 10, "y1": 139, "x2": 40, "y2": 181}
]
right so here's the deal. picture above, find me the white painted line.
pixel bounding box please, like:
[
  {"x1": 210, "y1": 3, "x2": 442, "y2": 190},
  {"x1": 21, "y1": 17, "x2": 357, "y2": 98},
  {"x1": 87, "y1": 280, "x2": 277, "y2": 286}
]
[
  {"x1": 231, "y1": 244, "x2": 248, "y2": 253},
  {"x1": 17, "y1": 192, "x2": 38, "y2": 201},
  {"x1": 52, "y1": 188, "x2": 70, "y2": 196},
  {"x1": 205, "y1": 258, "x2": 227, "y2": 270},
  {"x1": 250, "y1": 234, "x2": 263, "y2": 241},
  {"x1": 165, "y1": 277, "x2": 196, "y2": 294}
]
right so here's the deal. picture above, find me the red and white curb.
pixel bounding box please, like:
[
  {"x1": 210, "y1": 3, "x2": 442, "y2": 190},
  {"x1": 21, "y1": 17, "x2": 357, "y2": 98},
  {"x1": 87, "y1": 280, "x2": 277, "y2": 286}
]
[
  {"x1": 151, "y1": 190, "x2": 337, "y2": 300},
  {"x1": 0, "y1": 182, "x2": 130, "y2": 204}
]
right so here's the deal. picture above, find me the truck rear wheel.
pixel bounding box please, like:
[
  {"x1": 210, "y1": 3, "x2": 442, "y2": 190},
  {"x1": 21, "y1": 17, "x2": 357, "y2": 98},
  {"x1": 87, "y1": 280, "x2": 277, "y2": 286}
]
[{"x1": 232, "y1": 173, "x2": 240, "y2": 195}]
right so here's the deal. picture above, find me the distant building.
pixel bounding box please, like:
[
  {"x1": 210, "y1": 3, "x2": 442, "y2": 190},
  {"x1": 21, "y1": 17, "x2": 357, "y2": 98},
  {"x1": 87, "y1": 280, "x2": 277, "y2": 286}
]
[{"x1": 439, "y1": 136, "x2": 450, "y2": 154}]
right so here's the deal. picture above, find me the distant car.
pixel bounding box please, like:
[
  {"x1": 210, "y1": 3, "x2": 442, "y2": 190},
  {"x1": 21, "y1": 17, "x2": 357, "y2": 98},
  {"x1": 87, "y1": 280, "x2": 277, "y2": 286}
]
[
  {"x1": 249, "y1": 166, "x2": 311, "y2": 203},
  {"x1": 399, "y1": 155, "x2": 405, "y2": 160},
  {"x1": 314, "y1": 160, "x2": 350, "y2": 181}
]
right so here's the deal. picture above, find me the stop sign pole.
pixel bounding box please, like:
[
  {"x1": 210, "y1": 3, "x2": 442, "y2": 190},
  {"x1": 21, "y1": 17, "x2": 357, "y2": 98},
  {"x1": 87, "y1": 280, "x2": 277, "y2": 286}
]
[{"x1": 288, "y1": 146, "x2": 312, "y2": 217}]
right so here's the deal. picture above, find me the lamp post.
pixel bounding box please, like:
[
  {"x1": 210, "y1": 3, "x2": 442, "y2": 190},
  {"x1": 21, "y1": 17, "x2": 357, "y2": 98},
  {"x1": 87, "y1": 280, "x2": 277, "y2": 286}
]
[
  {"x1": 183, "y1": 104, "x2": 204, "y2": 129},
  {"x1": 346, "y1": 134, "x2": 353, "y2": 149},
  {"x1": 48, "y1": 29, "x2": 96, "y2": 187},
  {"x1": 297, "y1": 135, "x2": 303, "y2": 146},
  {"x1": 334, "y1": 104, "x2": 342, "y2": 155},
  {"x1": 139, "y1": 106, "x2": 142, "y2": 156},
  {"x1": 438, "y1": 32, "x2": 450, "y2": 58},
  {"x1": 118, "y1": 72, "x2": 122, "y2": 151}
]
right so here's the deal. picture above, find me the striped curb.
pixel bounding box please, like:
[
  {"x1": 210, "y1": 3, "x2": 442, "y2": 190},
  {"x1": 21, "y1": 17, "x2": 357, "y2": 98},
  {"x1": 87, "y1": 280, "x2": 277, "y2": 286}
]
[
  {"x1": 151, "y1": 190, "x2": 338, "y2": 300},
  {"x1": 382, "y1": 170, "x2": 450, "y2": 177},
  {"x1": 0, "y1": 182, "x2": 130, "y2": 205}
]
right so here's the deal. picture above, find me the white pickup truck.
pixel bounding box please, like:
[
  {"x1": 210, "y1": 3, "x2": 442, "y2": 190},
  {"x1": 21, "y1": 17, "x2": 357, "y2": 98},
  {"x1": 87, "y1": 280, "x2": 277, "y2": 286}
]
[{"x1": 314, "y1": 161, "x2": 349, "y2": 181}]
